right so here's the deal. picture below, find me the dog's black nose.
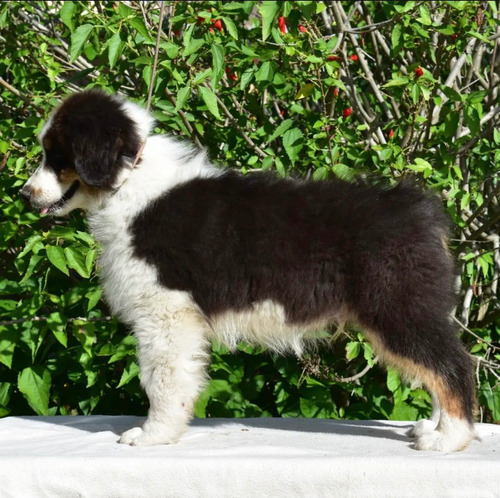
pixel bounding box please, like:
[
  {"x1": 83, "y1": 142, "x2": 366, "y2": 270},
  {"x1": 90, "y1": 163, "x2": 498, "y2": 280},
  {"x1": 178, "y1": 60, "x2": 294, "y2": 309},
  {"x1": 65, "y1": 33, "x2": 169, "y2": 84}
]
[{"x1": 20, "y1": 186, "x2": 32, "y2": 202}]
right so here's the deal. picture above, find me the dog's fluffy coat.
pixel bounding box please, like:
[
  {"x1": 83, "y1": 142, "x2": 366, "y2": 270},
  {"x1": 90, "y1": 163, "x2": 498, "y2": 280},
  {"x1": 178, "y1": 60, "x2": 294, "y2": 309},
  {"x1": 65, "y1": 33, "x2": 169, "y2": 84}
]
[{"x1": 21, "y1": 90, "x2": 476, "y2": 451}]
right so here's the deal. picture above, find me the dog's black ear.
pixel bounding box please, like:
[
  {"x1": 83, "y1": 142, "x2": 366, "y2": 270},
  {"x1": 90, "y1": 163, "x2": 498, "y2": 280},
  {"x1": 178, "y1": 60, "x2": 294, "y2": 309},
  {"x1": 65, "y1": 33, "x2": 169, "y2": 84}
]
[
  {"x1": 72, "y1": 130, "x2": 124, "y2": 188},
  {"x1": 55, "y1": 89, "x2": 142, "y2": 189}
]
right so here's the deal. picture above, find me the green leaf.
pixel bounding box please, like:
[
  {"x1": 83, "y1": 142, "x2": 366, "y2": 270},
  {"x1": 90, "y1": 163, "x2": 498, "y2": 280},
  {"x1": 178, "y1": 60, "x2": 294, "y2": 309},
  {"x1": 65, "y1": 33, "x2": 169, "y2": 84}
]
[
  {"x1": 117, "y1": 359, "x2": 140, "y2": 387},
  {"x1": 182, "y1": 37, "x2": 204, "y2": 57},
  {"x1": 18, "y1": 235, "x2": 43, "y2": 259},
  {"x1": 269, "y1": 119, "x2": 294, "y2": 142},
  {"x1": 159, "y1": 41, "x2": 179, "y2": 59},
  {"x1": 441, "y1": 85, "x2": 464, "y2": 101},
  {"x1": 452, "y1": 165, "x2": 463, "y2": 180},
  {"x1": 494, "y1": 128, "x2": 500, "y2": 145},
  {"x1": 260, "y1": 1, "x2": 279, "y2": 41},
  {"x1": 464, "y1": 105, "x2": 480, "y2": 136},
  {"x1": 386, "y1": 369, "x2": 401, "y2": 393},
  {"x1": 417, "y1": 4, "x2": 432, "y2": 25},
  {"x1": 394, "y1": 1, "x2": 417, "y2": 13},
  {"x1": 0, "y1": 328, "x2": 17, "y2": 369},
  {"x1": 85, "y1": 248, "x2": 96, "y2": 276},
  {"x1": 60, "y1": 1, "x2": 77, "y2": 31},
  {"x1": 47, "y1": 312, "x2": 68, "y2": 347},
  {"x1": 117, "y1": 2, "x2": 133, "y2": 18},
  {"x1": 18, "y1": 366, "x2": 51, "y2": 415},
  {"x1": 69, "y1": 24, "x2": 93, "y2": 63},
  {"x1": 86, "y1": 286, "x2": 102, "y2": 312},
  {"x1": 46, "y1": 245, "x2": 69, "y2": 276},
  {"x1": 478, "y1": 255, "x2": 490, "y2": 278},
  {"x1": 19, "y1": 254, "x2": 44, "y2": 285},
  {"x1": 108, "y1": 32, "x2": 124, "y2": 69},
  {"x1": 64, "y1": 246, "x2": 90, "y2": 278},
  {"x1": 198, "y1": 86, "x2": 221, "y2": 120},
  {"x1": 363, "y1": 341, "x2": 375, "y2": 367},
  {"x1": 128, "y1": 17, "x2": 153, "y2": 42},
  {"x1": 282, "y1": 128, "x2": 304, "y2": 165},
  {"x1": 391, "y1": 23, "x2": 403, "y2": 53},
  {"x1": 467, "y1": 90, "x2": 489, "y2": 104},
  {"x1": 411, "y1": 83, "x2": 421, "y2": 104},
  {"x1": 0, "y1": 383, "x2": 11, "y2": 414},
  {"x1": 382, "y1": 77, "x2": 409, "y2": 88},
  {"x1": 221, "y1": 16, "x2": 238, "y2": 40},
  {"x1": 75, "y1": 231, "x2": 95, "y2": 246},
  {"x1": 211, "y1": 44, "x2": 225, "y2": 88},
  {"x1": 175, "y1": 84, "x2": 191, "y2": 111},
  {"x1": 192, "y1": 68, "x2": 212, "y2": 86},
  {"x1": 346, "y1": 341, "x2": 361, "y2": 361},
  {"x1": 296, "y1": 83, "x2": 315, "y2": 99},
  {"x1": 255, "y1": 61, "x2": 275, "y2": 83}
]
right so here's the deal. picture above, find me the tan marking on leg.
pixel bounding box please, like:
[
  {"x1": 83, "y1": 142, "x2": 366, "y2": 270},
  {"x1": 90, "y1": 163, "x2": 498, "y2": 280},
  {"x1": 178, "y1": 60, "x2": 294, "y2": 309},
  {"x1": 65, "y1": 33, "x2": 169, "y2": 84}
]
[{"x1": 363, "y1": 330, "x2": 465, "y2": 419}]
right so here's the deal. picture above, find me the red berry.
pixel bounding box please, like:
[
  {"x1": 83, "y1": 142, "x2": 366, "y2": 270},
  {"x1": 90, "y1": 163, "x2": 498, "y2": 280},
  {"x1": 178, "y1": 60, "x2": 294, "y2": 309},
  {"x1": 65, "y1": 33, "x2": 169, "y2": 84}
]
[
  {"x1": 327, "y1": 55, "x2": 341, "y2": 62},
  {"x1": 298, "y1": 25, "x2": 307, "y2": 33},
  {"x1": 196, "y1": 16, "x2": 205, "y2": 25},
  {"x1": 333, "y1": 87, "x2": 339, "y2": 97},
  {"x1": 389, "y1": 129, "x2": 394, "y2": 139},
  {"x1": 342, "y1": 107, "x2": 352, "y2": 118},
  {"x1": 414, "y1": 67, "x2": 424, "y2": 78},
  {"x1": 228, "y1": 72, "x2": 238, "y2": 81},
  {"x1": 349, "y1": 54, "x2": 358, "y2": 61},
  {"x1": 212, "y1": 19, "x2": 223, "y2": 31},
  {"x1": 278, "y1": 16, "x2": 287, "y2": 34}
]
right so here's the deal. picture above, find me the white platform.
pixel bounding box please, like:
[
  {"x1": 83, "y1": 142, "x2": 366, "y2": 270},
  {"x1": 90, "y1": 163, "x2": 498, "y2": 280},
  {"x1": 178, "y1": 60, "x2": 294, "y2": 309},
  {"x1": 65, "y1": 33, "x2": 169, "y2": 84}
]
[{"x1": 0, "y1": 416, "x2": 499, "y2": 497}]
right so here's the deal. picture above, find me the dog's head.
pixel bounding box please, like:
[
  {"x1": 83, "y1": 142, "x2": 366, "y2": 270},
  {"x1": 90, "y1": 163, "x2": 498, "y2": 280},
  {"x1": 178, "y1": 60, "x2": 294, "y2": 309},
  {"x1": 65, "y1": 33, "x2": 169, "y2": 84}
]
[{"x1": 21, "y1": 89, "x2": 154, "y2": 215}]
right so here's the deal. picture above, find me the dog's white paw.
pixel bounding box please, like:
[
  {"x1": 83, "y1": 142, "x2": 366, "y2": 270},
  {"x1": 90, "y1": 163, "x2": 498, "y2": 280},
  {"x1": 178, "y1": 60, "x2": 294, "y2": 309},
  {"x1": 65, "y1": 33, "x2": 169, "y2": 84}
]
[
  {"x1": 119, "y1": 424, "x2": 181, "y2": 446},
  {"x1": 407, "y1": 418, "x2": 437, "y2": 438},
  {"x1": 413, "y1": 424, "x2": 475, "y2": 452},
  {"x1": 119, "y1": 426, "x2": 145, "y2": 445}
]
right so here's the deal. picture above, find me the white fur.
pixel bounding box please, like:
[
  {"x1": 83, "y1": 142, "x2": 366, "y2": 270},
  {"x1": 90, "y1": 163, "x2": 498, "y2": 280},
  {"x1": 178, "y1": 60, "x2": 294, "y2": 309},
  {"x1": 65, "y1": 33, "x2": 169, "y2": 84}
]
[
  {"x1": 87, "y1": 127, "x2": 216, "y2": 445},
  {"x1": 413, "y1": 411, "x2": 476, "y2": 452},
  {"x1": 209, "y1": 300, "x2": 335, "y2": 355},
  {"x1": 407, "y1": 392, "x2": 440, "y2": 438}
]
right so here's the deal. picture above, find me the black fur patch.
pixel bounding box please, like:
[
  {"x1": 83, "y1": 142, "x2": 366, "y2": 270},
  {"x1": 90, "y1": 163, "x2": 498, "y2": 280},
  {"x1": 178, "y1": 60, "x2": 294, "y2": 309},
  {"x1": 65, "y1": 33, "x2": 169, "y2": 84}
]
[
  {"x1": 130, "y1": 171, "x2": 474, "y2": 421},
  {"x1": 130, "y1": 172, "x2": 453, "y2": 322},
  {"x1": 42, "y1": 90, "x2": 142, "y2": 188}
]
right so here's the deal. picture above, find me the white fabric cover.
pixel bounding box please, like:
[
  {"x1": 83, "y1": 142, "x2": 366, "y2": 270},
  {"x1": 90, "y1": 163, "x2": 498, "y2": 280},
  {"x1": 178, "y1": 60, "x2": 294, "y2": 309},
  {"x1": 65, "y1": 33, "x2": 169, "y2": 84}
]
[{"x1": 0, "y1": 416, "x2": 499, "y2": 497}]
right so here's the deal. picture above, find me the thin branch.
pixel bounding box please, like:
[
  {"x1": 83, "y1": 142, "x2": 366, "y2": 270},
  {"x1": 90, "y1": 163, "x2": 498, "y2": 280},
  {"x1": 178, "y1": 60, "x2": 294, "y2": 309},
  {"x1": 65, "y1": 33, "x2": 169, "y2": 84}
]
[
  {"x1": 452, "y1": 315, "x2": 500, "y2": 352},
  {"x1": 146, "y1": 1, "x2": 165, "y2": 111},
  {"x1": 335, "y1": 357, "x2": 378, "y2": 383}
]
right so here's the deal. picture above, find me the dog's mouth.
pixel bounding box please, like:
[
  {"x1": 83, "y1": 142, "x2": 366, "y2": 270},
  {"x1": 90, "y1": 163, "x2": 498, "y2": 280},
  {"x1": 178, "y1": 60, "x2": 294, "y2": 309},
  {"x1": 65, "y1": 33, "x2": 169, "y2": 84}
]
[{"x1": 41, "y1": 181, "x2": 80, "y2": 215}]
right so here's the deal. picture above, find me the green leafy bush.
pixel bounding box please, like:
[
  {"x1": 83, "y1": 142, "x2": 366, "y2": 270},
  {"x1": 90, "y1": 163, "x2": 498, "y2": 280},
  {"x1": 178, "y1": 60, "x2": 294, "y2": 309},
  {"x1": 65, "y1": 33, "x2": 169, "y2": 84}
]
[{"x1": 1, "y1": 1, "x2": 499, "y2": 423}]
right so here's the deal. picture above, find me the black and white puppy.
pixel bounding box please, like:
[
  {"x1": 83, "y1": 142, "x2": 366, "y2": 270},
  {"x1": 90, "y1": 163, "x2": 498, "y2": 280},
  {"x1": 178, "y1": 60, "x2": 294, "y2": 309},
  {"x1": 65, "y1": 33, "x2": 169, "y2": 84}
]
[{"x1": 21, "y1": 90, "x2": 476, "y2": 451}]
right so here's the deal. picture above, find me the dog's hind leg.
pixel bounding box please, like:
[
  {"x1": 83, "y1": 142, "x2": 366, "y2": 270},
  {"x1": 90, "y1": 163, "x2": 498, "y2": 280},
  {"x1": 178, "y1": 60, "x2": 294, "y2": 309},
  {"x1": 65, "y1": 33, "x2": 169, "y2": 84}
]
[
  {"x1": 119, "y1": 307, "x2": 210, "y2": 446},
  {"x1": 363, "y1": 323, "x2": 476, "y2": 452}
]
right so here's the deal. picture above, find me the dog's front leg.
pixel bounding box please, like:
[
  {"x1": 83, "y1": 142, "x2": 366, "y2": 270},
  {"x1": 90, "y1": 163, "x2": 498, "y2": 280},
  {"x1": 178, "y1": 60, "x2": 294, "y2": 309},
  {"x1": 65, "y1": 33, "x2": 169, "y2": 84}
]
[{"x1": 119, "y1": 309, "x2": 210, "y2": 446}]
